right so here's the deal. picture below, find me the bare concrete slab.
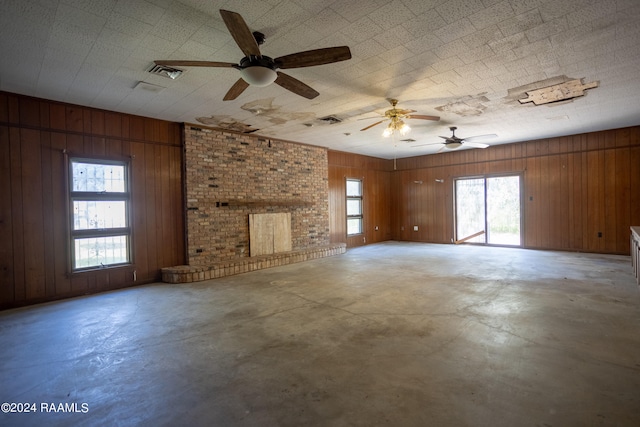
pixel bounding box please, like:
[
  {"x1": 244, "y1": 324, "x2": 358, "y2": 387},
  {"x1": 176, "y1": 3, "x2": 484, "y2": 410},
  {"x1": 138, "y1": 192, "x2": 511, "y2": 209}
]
[{"x1": 1, "y1": 242, "x2": 639, "y2": 426}]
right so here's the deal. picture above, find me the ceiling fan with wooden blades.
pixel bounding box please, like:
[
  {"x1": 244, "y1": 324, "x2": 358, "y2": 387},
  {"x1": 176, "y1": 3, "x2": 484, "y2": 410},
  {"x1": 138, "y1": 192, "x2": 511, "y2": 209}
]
[
  {"x1": 360, "y1": 99, "x2": 440, "y2": 136},
  {"x1": 154, "y1": 9, "x2": 352, "y2": 101},
  {"x1": 414, "y1": 126, "x2": 498, "y2": 151}
]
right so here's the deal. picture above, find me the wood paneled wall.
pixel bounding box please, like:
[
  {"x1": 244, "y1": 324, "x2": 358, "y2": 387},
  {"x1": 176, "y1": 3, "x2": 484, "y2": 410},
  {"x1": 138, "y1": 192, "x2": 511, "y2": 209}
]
[
  {"x1": 0, "y1": 92, "x2": 185, "y2": 309},
  {"x1": 392, "y1": 127, "x2": 640, "y2": 254},
  {"x1": 328, "y1": 150, "x2": 393, "y2": 247}
]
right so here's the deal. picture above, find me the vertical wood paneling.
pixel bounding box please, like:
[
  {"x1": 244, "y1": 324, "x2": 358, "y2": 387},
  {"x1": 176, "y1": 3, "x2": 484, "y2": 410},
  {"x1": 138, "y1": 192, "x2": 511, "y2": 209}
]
[
  {"x1": 557, "y1": 154, "x2": 570, "y2": 249},
  {"x1": 604, "y1": 149, "x2": 617, "y2": 252},
  {"x1": 567, "y1": 152, "x2": 582, "y2": 249},
  {"x1": 614, "y1": 147, "x2": 630, "y2": 250},
  {"x1": 40, "y1": 131, "x2": 56, "y2": 298},
  {"x1": 0, "y1": 92, "x2": 184, "y2": 309},
  {"x1": 144, "y1": 143, "x2": 158, "y2": 279},
  {"x1": 7, "y1": 96, "x2": 19, "y2": 123},
  {"x1": 586, "y1": 150, "x2": 603, "y2": 251},
  {"x1": 131, "y1": 141, "x2": 149, "y2": 281},
  {"x1": 90, "y1": 136, "x2": 106, "y2": 156},
  {"x1": 525, "y1": 157, "x2": 539, "y2": 247},
  {"x1": 9, "y1": 127, "x2": 25, "y2": 302},
  {"x1": 390, "y1": 128, "x2": 640, "y2": 254},
  {"x1": 19, "y1": 97, "x2": 41, "y2": 127},
  {"x1": 65, "y1": 106, "x2": 83, "y2": 132},
  {"x1": 0, "y1": 126, "x2": 14, "y2": 304},
  {"x1": 328, "y1": 165, "x2": 344, "y2": 243},
  {"x1": 159, "y1": 144, "x2": 171, "y2": 268},
  {"x1": 0, "y1": 93, "x2": 8, "y2": 122},
  {"x1": 50, "y1": 132, "x2": 71, "y2": 295},
  {"x1": 390, "y1": 171, "x2": 401, "y2": 239},
  {"x1": 580, "y1": 150, "x2": 590, "y2": 251},
  {"x1": 327, "y1": 151, "x2": 392, "y2": 247},
  {"x1": 105, "y1": 112, "x2": 122, "y2": 137},
  {"x1": 121, "y1": 116, "x2": 131, "y2": 139},
  {"x1": 95, "y1": 271, "x2": 109, "y2": 292},
  {"x1": 130, "y1": 116, "x2": 145, "y2": 140},
  {"x1": 630, "y1": 146, "x2": 640, "y2": 232},
  {"x1": 49, "y1": 104, "x2": 66, "y2": 131},
  {"x1": 83, "y1": 109, "x2": 92, "y2": 134},
  {"x1": 70, "y1": 275, "x2": 88, "y2": 294},
  {"x1": 539, "y1": 155, "x2": 553, "y2": 248},
  {"x1": 91, "y1": 110, "x2": 105, "y2": 135}
]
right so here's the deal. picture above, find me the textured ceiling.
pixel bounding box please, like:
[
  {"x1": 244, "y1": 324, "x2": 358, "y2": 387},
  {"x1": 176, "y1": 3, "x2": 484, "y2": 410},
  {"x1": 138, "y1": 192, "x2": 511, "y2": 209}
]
[{"x1": 1, "y1": 0, "x2": 639, "y2": 159}]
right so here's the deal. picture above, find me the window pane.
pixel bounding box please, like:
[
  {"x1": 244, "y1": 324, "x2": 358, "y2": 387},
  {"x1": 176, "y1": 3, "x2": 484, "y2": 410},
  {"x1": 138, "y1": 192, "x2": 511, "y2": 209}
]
[
  {"x1": 346, "y1": 179, "x2": 362, "y2": 196},
  {"x1": 73, "y1": 201, "x2": 127, "y2": 230},
  {"x1": 347, "y1": 218, "x2": 362, "y2": 235},
  {"x1": 487, "y1": 176, "x2": 521, "y2": 245},
  {"x1": 346, "y1": 198, "x2": 362, "y2": 216},
  {"x1": 72, "y1": 162, "x2": 126, "y2": 192},
  {"x1": 456, "y1": 178, "x2": 485, "y2": 243},
  {"x1": 74, "y1": 235, "x2": 129, "y2": 269}
]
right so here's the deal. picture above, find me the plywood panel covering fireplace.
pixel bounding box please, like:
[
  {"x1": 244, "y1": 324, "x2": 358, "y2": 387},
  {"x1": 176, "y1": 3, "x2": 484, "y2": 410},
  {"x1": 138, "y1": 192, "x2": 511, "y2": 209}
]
[{"x1": 249, "y1": 213, "x2": 292, "y2": 256}]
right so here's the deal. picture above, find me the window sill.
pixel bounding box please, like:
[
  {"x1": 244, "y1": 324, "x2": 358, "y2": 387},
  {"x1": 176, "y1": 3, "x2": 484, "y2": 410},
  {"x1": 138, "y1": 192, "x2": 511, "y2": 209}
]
[{"x1": 70, "y1": 263, "x2": 134, "y2": 276}]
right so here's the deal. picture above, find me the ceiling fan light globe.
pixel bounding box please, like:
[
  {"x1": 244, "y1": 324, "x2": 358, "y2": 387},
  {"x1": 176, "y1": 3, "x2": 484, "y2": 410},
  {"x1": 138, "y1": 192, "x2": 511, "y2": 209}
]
[
  {"x1": 240, "y1": 66, "x2": 277, "y2": 87},
  {"x1": 445, "y1": 142, "x2": 462, "y2": 149},
  {"x1": 400, "y1": 123, "x2": 411, "y2": 135},
  {"x1": 382, "y1": 127, "x2": 392, "y2": 137}
]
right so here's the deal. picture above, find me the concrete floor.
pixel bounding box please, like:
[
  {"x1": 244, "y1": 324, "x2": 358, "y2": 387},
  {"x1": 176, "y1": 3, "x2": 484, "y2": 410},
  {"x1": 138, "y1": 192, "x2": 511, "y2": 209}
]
[{"x1": 1, "y1": 242, "x2": 639, "y2": 427}]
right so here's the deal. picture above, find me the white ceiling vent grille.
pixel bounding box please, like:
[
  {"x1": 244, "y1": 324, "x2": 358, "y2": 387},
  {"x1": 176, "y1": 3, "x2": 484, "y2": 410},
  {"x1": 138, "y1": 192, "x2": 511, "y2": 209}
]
[{"x1": 148, "y1": 64, "x2": 183, "y2": 80}]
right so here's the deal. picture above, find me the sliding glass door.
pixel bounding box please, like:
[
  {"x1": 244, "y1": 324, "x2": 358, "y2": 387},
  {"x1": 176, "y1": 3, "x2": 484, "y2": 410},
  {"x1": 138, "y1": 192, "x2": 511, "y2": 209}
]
[{"x1": 455, "y1": 175, "x2": 522, "y2": 246}]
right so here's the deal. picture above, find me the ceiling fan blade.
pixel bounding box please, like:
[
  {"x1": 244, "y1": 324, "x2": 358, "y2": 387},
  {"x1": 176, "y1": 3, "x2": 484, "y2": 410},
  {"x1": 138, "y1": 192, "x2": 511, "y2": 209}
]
[
  {"x1": 360, "y1": 120, "x2": 385, "y2": 131},
  {"x1": 274, "y1": 72, "x2": 319, "y2": 99},
  {"x1": 411, "y1": 142, "x2": 443, "y2": 147},
  {"x1": 464, "y1": 141, "x2": 490, "y2": 149},
  {"x1": 464, "y1": 133, "x2": 498, "y2": 142},
  {"x1": 397, "y1": 109, "x2": 417, "y2": 115},
  {"x1": 154, "y1": 60, "x2": 237, "y2": 68},
  {"x1": 275, "y1": 46, "x2": 352, "y2": 69},
  {"x1": 223, "y1": 78, "x2": 250, "y2": 101},
  {"x1": 220, "y1": 9, "x2": 261, "y2": 57},
  {"x1": 406, "y1": 114, "x2": 440, "y2": 121},
  {"x1": 437, "y1": 145, "x2": 447, "y2": 153}
]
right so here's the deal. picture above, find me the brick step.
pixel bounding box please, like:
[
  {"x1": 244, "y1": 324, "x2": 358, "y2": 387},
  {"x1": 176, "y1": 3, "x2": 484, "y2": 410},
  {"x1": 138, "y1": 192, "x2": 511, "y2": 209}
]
[{"x1": 161, "y1": 244, "x2": 346, "y2": 284}]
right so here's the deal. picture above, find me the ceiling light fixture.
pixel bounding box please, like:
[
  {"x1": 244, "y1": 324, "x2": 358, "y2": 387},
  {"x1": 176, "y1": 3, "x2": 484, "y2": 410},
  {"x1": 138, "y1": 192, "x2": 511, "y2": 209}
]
[
  {"x1": 240, "y1": 65, "x2": 277, "y2": 87},
  {"x1": 382, "y1": 117, "x2": 411, "y2": 137},
  {"x1": 444, "y1": 141, "x2": 462, "y2": 149}
]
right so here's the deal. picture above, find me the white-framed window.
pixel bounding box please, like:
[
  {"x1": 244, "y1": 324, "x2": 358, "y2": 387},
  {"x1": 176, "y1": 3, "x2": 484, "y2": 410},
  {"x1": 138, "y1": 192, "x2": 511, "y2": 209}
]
[
  {"x1": 346, "y1": 178, "x2": 363, "y2": 235},
  {"x1": 69, "y1": 158, "x2": 132, "y2": 271}
]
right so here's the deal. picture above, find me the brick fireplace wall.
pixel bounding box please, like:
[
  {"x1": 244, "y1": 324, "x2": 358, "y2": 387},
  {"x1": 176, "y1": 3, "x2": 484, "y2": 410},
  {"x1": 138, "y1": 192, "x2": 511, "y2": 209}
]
[{"x1": 184, "y1": 125, "x2": 330, "y2": 265}]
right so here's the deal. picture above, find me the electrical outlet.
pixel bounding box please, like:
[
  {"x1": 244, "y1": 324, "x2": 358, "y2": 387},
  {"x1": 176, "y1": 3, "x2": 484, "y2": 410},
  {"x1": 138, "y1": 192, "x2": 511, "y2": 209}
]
[
  {"x1": 375, "y1": 226, "x2": 379, "y2": 231},
  {"x1": 413, "y1": 225, "x2": 419, "y2": 231}
]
